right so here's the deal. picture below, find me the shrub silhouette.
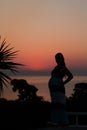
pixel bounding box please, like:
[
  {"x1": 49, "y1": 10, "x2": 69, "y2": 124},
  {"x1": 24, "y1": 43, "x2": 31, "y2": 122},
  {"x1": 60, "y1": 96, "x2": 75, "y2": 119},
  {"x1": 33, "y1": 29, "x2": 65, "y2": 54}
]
[{"x1": 11, "y1": 78, "x2": 43, "y2": 102}]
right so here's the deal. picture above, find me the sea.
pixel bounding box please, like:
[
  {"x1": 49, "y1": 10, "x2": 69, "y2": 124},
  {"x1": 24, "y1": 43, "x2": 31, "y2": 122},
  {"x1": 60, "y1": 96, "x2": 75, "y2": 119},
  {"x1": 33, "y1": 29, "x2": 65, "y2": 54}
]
[{"x1": 1, "y1": 75, "x2": 87, "y2": 102}]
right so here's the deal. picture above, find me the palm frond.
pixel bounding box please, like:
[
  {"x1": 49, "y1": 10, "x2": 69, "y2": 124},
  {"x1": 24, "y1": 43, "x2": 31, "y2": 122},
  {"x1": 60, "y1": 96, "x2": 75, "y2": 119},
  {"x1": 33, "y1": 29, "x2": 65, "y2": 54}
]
[
  {"x1": 0, "y1": 72, "x2": 11, "y2": 96},
  {"x1": 0, "y1": 38, "x2": 6, "y2": 51},
  {"x1": 0, "y1": 39, "x2": 19, "y2": 61},
  {"x1": 0, "y1": 62, "x2": 23, "y2": 72},
  {"x1": 0, "y1": 36, "x2": 23, "y2": 96},
  {"x1": 0, "y1": 72, "x2": 11, "y2": 85}
]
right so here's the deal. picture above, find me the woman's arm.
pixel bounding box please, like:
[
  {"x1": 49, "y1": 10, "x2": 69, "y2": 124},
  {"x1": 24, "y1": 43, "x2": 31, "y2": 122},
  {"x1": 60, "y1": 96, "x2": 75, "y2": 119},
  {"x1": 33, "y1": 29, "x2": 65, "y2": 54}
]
[{"x1": 63, "y1": 67, "x2": 73, "y2": 85}]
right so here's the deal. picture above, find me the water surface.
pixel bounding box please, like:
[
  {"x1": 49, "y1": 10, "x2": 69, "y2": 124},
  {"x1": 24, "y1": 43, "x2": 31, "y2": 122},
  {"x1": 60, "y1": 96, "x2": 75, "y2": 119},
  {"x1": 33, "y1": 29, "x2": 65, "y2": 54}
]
[{"x1": 2, "y1": 75, "x2": 87, "y2": 102}]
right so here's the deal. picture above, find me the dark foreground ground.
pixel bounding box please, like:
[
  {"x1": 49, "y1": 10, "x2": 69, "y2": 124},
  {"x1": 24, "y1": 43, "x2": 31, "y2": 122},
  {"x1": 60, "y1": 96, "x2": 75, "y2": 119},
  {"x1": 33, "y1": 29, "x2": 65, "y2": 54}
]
[
  {"x1": 34, "y1": 127, "x2": 87, "y2": 130},
  {"x1": 1, "y1": 127, "x2": 86, "y2": 130},
  {"x1": 0, "y1": 99, "x2": 87, "y2": 129},
  {"x1": 33, "y1": 127, "x2": 87, "y2": 130},
  {"x1": 0, "y1": 100, "x2": 50, "y2": 129}
]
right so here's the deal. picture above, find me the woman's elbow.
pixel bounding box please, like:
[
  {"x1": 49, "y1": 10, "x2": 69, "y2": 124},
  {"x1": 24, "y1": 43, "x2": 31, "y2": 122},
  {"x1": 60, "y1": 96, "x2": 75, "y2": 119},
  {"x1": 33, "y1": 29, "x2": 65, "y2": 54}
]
[{"x1": 70, "y1": 74, "x2": 73, "y2": 80}]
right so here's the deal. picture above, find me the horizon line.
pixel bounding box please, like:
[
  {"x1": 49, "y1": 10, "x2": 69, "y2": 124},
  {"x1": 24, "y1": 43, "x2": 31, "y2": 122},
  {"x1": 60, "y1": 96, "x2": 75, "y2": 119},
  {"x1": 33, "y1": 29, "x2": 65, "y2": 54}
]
[{"x1": 6, "y1": 69, "x2": 87, "y2": 76}]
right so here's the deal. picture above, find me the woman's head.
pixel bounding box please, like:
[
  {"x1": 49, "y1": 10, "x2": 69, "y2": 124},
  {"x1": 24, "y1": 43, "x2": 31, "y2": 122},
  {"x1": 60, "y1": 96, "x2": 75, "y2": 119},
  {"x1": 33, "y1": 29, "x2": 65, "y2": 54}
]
[{"x1": 55, "y1": 52, "x2": 65, "y2": 66}]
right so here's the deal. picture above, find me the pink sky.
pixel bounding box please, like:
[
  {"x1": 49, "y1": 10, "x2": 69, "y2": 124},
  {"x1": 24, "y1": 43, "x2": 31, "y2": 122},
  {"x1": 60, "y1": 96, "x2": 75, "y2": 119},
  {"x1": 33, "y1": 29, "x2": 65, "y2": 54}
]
[{"x1": 0, "y1": 0, "x2": 87, "y2": 74}]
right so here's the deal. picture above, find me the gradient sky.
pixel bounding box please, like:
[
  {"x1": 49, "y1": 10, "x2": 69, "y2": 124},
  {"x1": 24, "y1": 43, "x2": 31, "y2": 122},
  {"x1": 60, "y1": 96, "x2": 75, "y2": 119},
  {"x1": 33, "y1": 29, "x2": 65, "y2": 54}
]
[{"x1": 0, "y1": 0, "x2": 87, "y2": 75}]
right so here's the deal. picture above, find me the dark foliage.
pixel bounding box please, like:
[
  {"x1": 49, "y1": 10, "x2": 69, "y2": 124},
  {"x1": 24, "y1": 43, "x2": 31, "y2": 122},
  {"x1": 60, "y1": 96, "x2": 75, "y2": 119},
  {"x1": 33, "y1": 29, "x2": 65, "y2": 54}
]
[
  {"x1": 67, "y1": 82, "x2": 87, "y2": 111},
  {"x1": 0, "y1": 99, "x2": 51, "y2": 128},
  {"x1": 11, "y1": 78, "x2": 44, "y2": 102}
]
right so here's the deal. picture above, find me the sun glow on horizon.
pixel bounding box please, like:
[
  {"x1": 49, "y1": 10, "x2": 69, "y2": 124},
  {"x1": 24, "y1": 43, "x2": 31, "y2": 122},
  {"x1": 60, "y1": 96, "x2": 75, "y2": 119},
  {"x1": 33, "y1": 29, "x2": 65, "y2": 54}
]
[{"x1": 22, "y1": 59, "x2": 53, "y2": 71}]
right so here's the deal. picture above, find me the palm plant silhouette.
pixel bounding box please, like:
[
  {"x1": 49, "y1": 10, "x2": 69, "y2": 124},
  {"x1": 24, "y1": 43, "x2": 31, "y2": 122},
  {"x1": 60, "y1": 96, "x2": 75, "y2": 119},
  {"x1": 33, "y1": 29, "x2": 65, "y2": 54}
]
[{"x1": 0, "y1": 37, "x2": 22, "y2": 96}]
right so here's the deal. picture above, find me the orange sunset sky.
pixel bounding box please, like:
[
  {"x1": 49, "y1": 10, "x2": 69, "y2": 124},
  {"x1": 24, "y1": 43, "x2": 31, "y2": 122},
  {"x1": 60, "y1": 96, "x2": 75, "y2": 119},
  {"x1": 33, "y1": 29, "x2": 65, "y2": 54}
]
[{"x1": 0, "y1": 0, "x2": 87, "y2": 75}]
